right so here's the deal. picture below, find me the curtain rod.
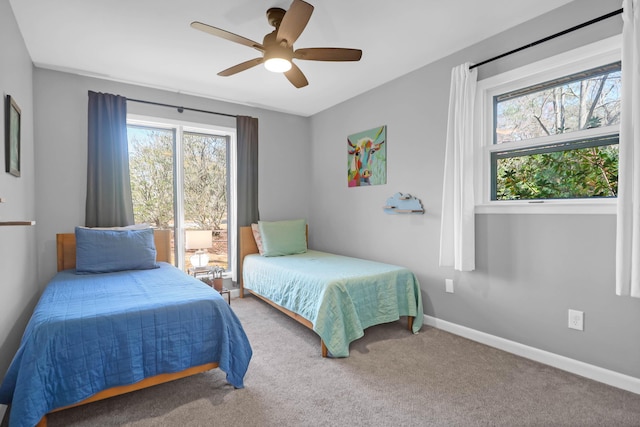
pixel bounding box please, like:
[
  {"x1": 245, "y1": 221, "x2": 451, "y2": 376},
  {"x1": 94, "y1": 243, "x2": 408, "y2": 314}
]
[
  {"x1": 126, "y1": 97, "x2": 237, "y2": 118},
  {"x1": 469, "y1": 8, "x2": 623, "y2": 70}
]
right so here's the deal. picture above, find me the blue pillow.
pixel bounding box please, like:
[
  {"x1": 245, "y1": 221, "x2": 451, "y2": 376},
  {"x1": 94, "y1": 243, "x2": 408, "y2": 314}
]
[
  {"x1": 258, "y1": 219, "x2": 307, "y2": 257},
  {"x1": 75, "y1": 227, "x2": 159, "y2": 274}
]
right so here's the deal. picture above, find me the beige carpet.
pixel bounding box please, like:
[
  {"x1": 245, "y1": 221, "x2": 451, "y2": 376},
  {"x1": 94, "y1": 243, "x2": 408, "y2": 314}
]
[{"x1": 24, "y1": 295, "x2": 640, "y2": 426}]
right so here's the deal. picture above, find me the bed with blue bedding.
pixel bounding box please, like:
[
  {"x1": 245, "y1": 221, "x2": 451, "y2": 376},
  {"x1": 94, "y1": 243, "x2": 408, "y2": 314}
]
[
  {"x1": 239, "y1": 221, "x2": 423, "y2": 358},
  {"x1": 0, "y1": 228, "x2": 252, "y2": 427}
]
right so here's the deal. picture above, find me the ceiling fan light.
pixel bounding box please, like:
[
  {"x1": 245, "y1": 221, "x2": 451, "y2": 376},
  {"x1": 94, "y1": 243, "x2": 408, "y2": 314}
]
[{"x1": 264, "y1": 57, "x2": 292, "y2": 72}]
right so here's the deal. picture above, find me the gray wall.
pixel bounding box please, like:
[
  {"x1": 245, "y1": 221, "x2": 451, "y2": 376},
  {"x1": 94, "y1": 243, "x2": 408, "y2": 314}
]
[
  {"x1": 3, "y1": 1, "x2": 639, "y2": 416},
  {"x1": 0, "y1": 0, "x2": 36, "y2": 414},
  {"x1": 309, "y1": 0, "x2": 640, "y2": 378},
  {"x1": 1, "y1": 55, "x2": 309, "y2": 415},
  {"x1": 33, "y1": 69, "x2": 311, "y2": 288}
]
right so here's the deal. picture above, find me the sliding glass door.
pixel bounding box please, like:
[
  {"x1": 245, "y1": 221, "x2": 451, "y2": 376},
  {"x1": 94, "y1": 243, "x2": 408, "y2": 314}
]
[
  {"x1": 127, "y1": 118, "x2": 234, "y2": 272},
  {"x1": 182, "y1": 130, "x2": 229, "y2": 270}
]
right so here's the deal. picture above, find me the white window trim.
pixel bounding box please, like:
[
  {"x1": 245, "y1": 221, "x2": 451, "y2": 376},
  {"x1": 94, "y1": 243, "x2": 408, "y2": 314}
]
[{"x1": 474, "y1": 35, "x2": 621, "y2": 215}]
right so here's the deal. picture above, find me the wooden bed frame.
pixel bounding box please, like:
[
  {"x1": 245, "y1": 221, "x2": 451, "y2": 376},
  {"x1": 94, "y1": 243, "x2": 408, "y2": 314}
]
[
  {"x1": 36, "y1": 230, "x2": 219, "y2": 427},
  {"x1": 238, "y1": 225, "x2": 414, "y2": 358},
  {"x1": 237, "y1": 226, "x2": 332, "y2": 356}
]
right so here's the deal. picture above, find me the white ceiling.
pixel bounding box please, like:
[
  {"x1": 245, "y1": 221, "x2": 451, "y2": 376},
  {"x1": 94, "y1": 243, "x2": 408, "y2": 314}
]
[{"x1": 9, "y1": 0, "x2": 574, "y2": 117}]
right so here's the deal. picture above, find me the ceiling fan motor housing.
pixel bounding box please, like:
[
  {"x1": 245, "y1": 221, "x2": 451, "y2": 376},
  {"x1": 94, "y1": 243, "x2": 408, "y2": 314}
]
[{"x1": 263, "y1": 31, "x2": 293, "y2": 64}]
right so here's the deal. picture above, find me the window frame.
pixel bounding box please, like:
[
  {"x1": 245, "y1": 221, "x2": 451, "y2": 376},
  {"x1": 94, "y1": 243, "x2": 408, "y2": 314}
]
[
  {"x1": 474, "y1": 35, "x2": 621, "y2": 214},
  {"x1": 127, "y1": 114, "x2": 237, "y2": 271}
]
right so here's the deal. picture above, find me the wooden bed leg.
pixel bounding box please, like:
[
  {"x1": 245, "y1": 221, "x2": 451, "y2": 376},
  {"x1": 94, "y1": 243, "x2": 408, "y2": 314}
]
[
  {"x1": 321, "y1": 339, "x2": 328, "y2": 358},
  {"x1": 36, "y1": 416, "x2": 47, "y2": 427},
  {"x1": 408, "y1": 316, "x2": 414, "y2": 332}
]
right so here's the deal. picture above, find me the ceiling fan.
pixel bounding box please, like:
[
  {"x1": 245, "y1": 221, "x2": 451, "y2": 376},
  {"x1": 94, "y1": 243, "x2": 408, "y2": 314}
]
[{"x1": 190, "y1": 0, "x2": 362, "y2": 88}]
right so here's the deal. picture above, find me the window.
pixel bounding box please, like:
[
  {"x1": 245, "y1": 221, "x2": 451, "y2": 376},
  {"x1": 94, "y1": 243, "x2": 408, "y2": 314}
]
[
  {"x1": 127, "y1": 116, "x2": 236, "y2": 271},
  {"x1": 475, "y1": 36, "x2": 621, "y2": 213}
]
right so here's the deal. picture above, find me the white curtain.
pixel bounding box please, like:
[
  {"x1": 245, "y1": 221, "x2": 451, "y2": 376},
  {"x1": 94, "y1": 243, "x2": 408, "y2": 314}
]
[
  {"x1": 439, "y1": 63, "x2": 478, "y2": 271},
  {"x1": 616, "y1": 0, "x2": 640, "y2": 297}
]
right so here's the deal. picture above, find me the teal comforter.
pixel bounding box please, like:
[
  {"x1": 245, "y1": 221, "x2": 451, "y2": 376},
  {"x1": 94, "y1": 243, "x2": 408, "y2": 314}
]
[{"x1": 243, "y1": 250, "x2": 423, "y2": 357}]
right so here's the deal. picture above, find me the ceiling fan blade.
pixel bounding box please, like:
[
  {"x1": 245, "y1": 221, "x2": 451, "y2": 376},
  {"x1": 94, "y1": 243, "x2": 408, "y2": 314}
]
[
  {"x1": 284, "y1": 63, "x2": 309, "y2": 88},
  {"x1": 191, "y1": 21, "x2": 264, "y2": 52},
  {"x1": 294, "y1": 48, "x2": 362, "y2": 62},
  {"x1": 277, "y1": 0, "x2": 314, "y2": 46},
  {"x1": 218, "y1": 58, "x2": 264, "y2": 77}
]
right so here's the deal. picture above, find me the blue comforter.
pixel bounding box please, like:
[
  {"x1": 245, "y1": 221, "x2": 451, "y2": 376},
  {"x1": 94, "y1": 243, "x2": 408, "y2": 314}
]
[{"x1": 0, "y1": 263, "x2": 252, "y2": 427}]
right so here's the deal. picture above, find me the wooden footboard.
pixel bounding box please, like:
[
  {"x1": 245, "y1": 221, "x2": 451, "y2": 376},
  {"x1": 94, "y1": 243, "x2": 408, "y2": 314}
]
[
  {"x1": 36, "y1": 362, "x2": 218, "y2": 426},
  {"x1": 245, "y1": 288, "x2": 328, "y2": 357},
  {"x1": 247, "y1": 288, "x2": 413, "y2": 358}
]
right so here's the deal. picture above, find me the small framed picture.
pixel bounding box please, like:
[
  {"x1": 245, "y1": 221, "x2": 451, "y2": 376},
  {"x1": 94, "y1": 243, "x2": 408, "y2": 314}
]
[{"x1": 5, "y1": 95, "x2": 21, "y2": 177}]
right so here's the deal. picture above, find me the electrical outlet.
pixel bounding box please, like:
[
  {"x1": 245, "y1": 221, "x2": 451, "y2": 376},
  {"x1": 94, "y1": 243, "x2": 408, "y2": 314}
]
[
  {"x1": 445, "y1": 279, "x2": 454, "y2": 293},
  {"x1": 568, "y1": 309, "x2": 584, "y2": 331}
]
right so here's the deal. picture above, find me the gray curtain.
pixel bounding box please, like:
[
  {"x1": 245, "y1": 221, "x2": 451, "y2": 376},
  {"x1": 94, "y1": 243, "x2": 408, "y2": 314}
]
[
  {"x1": 236, "y1": 115, "x2": 259, "y2": 272},
  {"x1": 85, "y1": 91, "x2": 134, "y2": 227},
  {"x1": 236, "y1": 115, "x2": 259, "y2": 226}
]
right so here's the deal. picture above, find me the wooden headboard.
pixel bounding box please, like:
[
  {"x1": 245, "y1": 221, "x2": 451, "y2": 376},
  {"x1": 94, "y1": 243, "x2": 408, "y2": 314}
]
[
  {"x1": 56, "y1": 229, "x2": 172, "y2": 272},
  {"x1": 238, "y1": 225, "x2": 308, "y2": 293}
]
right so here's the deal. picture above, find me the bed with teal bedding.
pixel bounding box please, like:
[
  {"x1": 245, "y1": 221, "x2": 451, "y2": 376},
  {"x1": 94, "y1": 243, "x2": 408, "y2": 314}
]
[{"x1": 240, "y1": 224, "x2": 423, "y2": 357}]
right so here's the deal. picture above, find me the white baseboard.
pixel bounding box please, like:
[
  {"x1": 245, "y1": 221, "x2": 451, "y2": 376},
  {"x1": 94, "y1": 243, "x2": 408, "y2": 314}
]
[{"x1": 424, "y1": 315, "x2": 640, "y2": 395}]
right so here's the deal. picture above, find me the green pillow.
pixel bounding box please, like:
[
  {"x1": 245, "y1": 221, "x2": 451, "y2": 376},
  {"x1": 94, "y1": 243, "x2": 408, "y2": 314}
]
[{"x1": 258, "y1": 219, "x2": 307, "y2": 257}]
